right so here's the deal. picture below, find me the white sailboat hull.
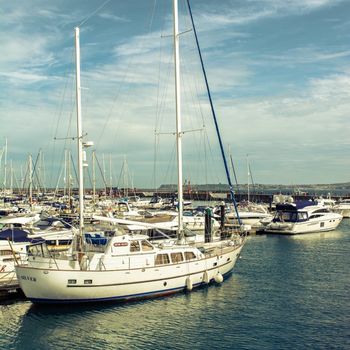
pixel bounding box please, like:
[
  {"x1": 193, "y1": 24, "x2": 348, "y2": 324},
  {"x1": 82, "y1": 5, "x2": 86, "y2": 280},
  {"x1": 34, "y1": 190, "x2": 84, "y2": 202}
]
[{"x1": 15, "y1": 244, "x2": 243, "y2": 303}]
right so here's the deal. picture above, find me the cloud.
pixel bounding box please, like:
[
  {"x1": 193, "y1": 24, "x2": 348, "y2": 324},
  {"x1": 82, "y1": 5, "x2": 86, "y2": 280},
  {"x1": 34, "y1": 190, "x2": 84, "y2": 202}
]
[
  {"x1": 309, "y1": 73, "x2": 350, "y2": 100},
  {"x1": 98, "y1": 12, "x2": 129, "y2": 23},
  {"x1": 259, "y1": 47, "x2": 350, "y2": 66},
  {"x1": 1, "y1": 0, "x2": 349, "y2": 187},
  {"x1": 216, "y1": 70, "x2": 350, "y2": 174},
  {"x1": 192, "y1": 0, "x2": 344, "y2": 29},
  {"x1": 0, "y1": 71, "x2": 49, "y2": 84},
  {"x1": 113, "y1": 30, "x2": 164, "y2": 57}
]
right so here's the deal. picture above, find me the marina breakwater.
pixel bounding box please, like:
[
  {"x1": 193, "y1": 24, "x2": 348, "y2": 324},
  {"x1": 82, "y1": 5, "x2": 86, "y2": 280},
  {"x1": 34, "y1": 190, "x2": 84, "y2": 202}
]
[{"x1": 5, "y1": 188, "x2": 350, "y2": 205}]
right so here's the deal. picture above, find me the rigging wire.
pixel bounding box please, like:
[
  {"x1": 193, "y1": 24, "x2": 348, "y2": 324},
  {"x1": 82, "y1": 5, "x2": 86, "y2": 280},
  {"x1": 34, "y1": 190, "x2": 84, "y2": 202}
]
[
  {"x1": 162, "y1": 141, "x2": 177, "y2": 190},
  {"x1": 186, "y1": 0, "x2": 242, "y2": 225},
  {"x1": 78, "y1": 0, "x2": 112, "y2": 27},
  {"x1": 93, "y1": 0, "x2": 162, "y2": 191},
  {"x1": 50, "y1": 49, "x2": 76, "y2": 192}
]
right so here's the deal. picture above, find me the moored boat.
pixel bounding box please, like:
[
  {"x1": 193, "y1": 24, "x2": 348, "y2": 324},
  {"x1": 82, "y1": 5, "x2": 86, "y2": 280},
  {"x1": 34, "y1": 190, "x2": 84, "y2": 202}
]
[
  {"x1": 16, "y1": 232, "x2": 244, "y2": 303},
  {"x1": 332, "y1": 199, "x2": 350, "y2": 218},
  {"x1": 15, "y1": 1, "x2": 246, "y2": 304},
  {"x1": 262, "y1": 201, "x2": 342, "y2": 235}
]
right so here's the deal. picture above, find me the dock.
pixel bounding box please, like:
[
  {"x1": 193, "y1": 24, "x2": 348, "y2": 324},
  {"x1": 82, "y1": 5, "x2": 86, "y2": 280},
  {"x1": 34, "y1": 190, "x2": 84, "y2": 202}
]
[{"x1": 0, "y1": 281, "x2": 23, "y2": 300}]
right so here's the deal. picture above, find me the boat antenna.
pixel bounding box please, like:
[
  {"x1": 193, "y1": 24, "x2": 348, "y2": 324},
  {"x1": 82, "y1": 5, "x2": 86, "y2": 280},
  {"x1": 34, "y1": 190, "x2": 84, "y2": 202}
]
[{"x1": 186, "y1": 0, "x2": 242, "y2": 225}]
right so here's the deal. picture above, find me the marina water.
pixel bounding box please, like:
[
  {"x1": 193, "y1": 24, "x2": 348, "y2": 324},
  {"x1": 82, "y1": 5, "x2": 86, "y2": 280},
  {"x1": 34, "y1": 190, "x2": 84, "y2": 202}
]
[{"x1": 1, "y1": 221, "x2": 349, "y2": 349}]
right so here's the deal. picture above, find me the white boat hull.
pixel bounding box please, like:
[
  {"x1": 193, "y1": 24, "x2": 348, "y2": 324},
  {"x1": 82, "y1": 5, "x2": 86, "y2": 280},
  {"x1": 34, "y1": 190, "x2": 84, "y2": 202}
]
[
  {"x1": 16, "y1": 244, "x2": 244, "y2": 303},
  {"x1": 332, "y1": 208, "x2": 350, "y2": 218},
  {"x1": 264, "y1": 216, "x2": 342, "y2": 235},
  {"x1": 226, "y1": 212, "x2": 273, "y2": 229}
]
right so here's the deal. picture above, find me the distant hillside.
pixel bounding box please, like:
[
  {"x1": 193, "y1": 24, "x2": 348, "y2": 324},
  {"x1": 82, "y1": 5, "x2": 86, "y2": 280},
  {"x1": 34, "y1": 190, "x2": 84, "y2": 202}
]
[{"x1": 158, "y1": 182, "x2": 350, "y2": 194}]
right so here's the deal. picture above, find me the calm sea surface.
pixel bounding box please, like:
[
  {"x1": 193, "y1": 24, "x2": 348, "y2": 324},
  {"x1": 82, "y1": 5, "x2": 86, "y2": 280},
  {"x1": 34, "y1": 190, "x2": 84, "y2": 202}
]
[{"x1": 1, "y1": 221, "x2": 349, "y2": 350}]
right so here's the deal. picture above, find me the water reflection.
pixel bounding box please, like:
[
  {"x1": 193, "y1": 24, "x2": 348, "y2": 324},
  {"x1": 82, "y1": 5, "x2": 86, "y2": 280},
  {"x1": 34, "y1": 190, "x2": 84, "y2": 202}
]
[
  {"x1": 1, "y1": 221, "x2": 349, "y2": 350},
  {"x1": 0, "y1": 302, "x2": 27, "y2": 348},
  {"x1": 12, "y1": 275, "x2": 247, "y2": 350},
  {"x1": 289, "y1": 230, "x2": 343, "y2": 241}
]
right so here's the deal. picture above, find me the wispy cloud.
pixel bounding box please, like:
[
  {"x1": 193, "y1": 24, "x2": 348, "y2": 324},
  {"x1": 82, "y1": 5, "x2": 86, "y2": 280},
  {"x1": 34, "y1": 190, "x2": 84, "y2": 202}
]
[
  {"x1": 98, "y1": 12, "x2": 129, "y2": 23},
  {"x1": 309, "y1": 72, "x2": 350, "y2": 101},
  {"x1": 0, "y1": 71, "x2": 49, "y2": 84},
  {"x1": 0, "y1": 0, "x2": 349, "y2": 186},
  {"x1": 195, "y1": 0, "x2": 344, "y2": 28},
  {"x1": 260, "y1": 47, "x2": 350, "y2": 65},
  {"x1": 113, "y1": 30, "x2": 164, "y2": 57}
]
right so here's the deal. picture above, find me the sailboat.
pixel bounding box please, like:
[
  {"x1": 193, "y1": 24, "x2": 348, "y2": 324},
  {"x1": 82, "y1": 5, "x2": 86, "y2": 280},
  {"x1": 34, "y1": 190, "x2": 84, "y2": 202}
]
[{"x1": 15, "y1": 1, "x2": 245, "y2": 303}]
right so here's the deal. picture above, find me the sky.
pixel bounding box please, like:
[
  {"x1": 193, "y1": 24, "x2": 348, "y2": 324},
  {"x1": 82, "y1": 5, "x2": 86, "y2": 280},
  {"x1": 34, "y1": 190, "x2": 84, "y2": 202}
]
[{"x1": 0, "y1": 0, "x2": 350, "y2": 189}]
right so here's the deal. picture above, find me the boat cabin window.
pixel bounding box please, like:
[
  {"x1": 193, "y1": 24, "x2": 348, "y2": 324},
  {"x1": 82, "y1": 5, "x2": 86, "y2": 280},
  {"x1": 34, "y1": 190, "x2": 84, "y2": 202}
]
[
  {"x1": 171, "y1": 252, "x2": 183, "y2": 263},
  {"x1": 118, "y1": 203, "x2": 128, "y2": 212},
  {"x1": 155, "y1": 254, "x2": 170, "y2": 265},
  {"x1": 27, "y1": 243, "x2": 51, "y2": 258},
  {"x1": 313, "y1": 209, "x2": 328, "y2": 214},
  {"x1": 297, "y1": 212, "x2": 308, "y2": 221},
  {"x1": 130, "y1": 240, "x2": 140, "y2": 252},
  {"x1": 35, "y1": 220, "x2": 51, "y2": 228},
  {"x1": 309, "y1": 214, "x2": 323, "y2": 219},
  {"x1": 141, "y1": 240, "x2": 153, "y2": 251},
  {"x1": 58, "y1": 240, "x2": 72, "y2": 246},
  {"x1": 276, "y1": 211, "x2": 307, "y2": 222},
  {"x1": 45, "y1": 240, "x2": 57, "y2": 246},
  {"x1": 0, "y1": 250, "x2": 12, "y2": 256},
  {"x1": 2, "y1": 257, "x2": 15, "y2": 262},
  {"x1": 184, "y1": 251, "x2": 196, "y2": 261}
]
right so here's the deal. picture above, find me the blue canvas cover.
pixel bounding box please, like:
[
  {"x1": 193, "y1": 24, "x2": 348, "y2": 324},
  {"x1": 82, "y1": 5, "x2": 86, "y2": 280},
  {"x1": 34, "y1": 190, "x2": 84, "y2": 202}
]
[
  {"x1": 276, "y1": 200, "x2": 317, "y2": 211},
  {"x1": 0, "y1": 228, "x2": 44, "y2": 243}
]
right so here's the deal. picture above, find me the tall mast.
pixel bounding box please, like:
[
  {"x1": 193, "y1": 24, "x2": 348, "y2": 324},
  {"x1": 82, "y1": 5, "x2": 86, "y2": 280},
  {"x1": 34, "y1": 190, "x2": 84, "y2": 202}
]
[
  {"x1": 109, "y1": 154, "x2": 112, "y2": 197},
  {"x1": 3, "y1": 138, "x2": 7, "y2": 191},
  {"x1": 92, "y1": 151, "x2": 96, "y2": 205},
  {"x1": 38, "y1": 149, "x2": 42, "y2": 196},
  {"x1": 64, "y1": 149, "x2": 67, "y2": 197},
  {"x1": 173, "y1": 0, "x2": 184, "y2": 238},
  {"x1": 247, "y1": 154, "x2": 250, "y2": 203},
  {"x1": 29, "y1": 154, "x2": 33, "y2": 205},
  {"x1": 41, "y1": 150, "x2": 46, "y2": 193},
  {"x1": 75, "y1": 27, "x2": 84, "y2": 236},
  {"x1": 10, "y1": 160, "x2": 13, "y2": 194},
  {"x1": 123, "y1": 156, "x2": 128, "y2": 198},
  {"x1": 68, "y1": 150, "x2": 71, "y2": 201},
  {"x1": 102, "y1": 153, "x2": 106, "y2": 199},
  {"x1": 20, "y1": 164, "x2": 24, "y2": 195}
]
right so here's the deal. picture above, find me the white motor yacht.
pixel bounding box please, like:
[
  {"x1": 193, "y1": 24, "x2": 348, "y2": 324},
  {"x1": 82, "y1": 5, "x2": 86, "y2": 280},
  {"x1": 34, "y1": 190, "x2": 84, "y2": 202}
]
[
  {"x1": 332, "y1": 199, "x2": 350, "y2": 218},
  {"x1": 263, "y1": 201, "x2": 343, "y2": 235}
]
